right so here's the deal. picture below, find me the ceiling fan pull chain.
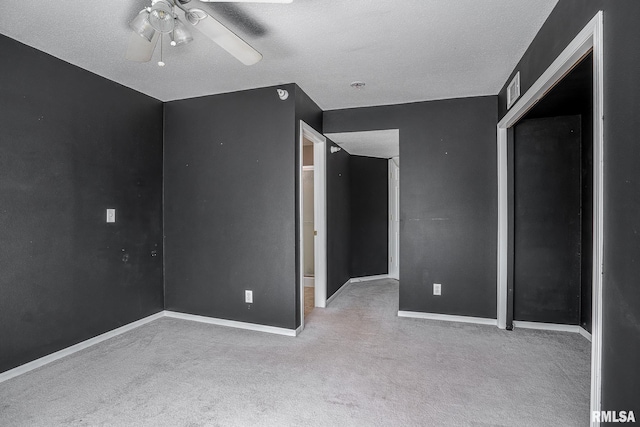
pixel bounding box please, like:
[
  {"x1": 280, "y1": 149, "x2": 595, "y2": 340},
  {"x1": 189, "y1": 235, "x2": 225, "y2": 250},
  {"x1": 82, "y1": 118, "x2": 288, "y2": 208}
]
[{"x1": 158, "y1": 35, "x2": 166, "y2": 67}]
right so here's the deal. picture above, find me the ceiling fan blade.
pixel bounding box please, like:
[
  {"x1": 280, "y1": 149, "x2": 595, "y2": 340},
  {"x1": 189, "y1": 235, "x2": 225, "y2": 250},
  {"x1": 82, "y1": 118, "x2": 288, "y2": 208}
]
[
  {"x1": 199, "y1": 0, "x2": 292, "y2": 3},
  {"x1": 189, "y1": 12, "x2": 262, "y2": 65},
  {"x1": 125, "y1": 32, "x2": 159, "y2": 62}
]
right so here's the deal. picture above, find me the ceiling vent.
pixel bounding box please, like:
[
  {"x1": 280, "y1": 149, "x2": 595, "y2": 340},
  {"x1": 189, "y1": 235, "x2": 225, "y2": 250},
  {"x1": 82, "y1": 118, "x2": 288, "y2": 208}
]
[{"x1": 507, "y1": 72, "x2": 521, "y2": 110}]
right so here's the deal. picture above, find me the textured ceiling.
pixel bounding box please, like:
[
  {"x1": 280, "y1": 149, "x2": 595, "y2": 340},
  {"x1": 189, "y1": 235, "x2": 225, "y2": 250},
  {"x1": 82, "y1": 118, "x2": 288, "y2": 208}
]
[
  {"x1": 0, "y1": 0, "x2": 557, "y2": 110},
  {"x1": 326, "y1": 130, "x2": 399, "y2": 159}
]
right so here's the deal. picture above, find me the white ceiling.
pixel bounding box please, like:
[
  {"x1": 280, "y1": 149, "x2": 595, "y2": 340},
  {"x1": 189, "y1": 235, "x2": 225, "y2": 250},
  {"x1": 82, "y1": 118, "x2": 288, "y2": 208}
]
[
  {"x1": 0, "y1": 0, "x2": 558, "y2": 111},
  {"x1": 326, "y1": 130, "x2": 399, "y2": 159}
]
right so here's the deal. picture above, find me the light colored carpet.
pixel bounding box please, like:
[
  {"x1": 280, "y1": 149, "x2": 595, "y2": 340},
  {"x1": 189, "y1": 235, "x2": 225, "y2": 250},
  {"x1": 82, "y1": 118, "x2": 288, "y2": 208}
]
[{"x1": 0, "y1": 279, "x2": 591, "y2": 426}]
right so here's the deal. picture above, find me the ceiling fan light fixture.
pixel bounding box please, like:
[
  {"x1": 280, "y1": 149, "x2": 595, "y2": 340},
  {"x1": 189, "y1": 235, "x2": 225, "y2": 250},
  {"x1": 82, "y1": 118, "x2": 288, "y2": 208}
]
[
  {"x1": 170, "y1": 18, "x2": 193, "y2": 46},
  {"x1": 130, "y1": 9, "x2": 156, "y2": 42},
  {"x1": 149, "y1": 0, "x2": 175, "y2": 33}
]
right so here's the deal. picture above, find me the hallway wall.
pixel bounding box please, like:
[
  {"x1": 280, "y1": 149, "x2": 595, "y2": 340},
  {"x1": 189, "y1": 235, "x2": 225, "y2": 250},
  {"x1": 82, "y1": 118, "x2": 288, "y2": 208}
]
[{"x1": 349, "y1": 156, "x2": 388, "y2": 278}]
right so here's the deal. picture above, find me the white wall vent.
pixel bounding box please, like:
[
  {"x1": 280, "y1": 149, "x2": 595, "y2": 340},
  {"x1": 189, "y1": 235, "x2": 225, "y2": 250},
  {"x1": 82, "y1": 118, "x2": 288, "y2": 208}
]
[{"x1": 507, "y1": 72, "x2": 521, "y2": 110}]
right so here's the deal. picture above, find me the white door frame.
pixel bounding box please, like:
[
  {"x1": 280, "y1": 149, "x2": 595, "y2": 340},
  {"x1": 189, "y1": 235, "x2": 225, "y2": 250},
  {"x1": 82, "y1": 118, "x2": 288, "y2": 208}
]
[
  {"x1": 388, "y1": 158, "x2": 400, "y2": 280},
  {"x1": 496, "y1": 12, "x2": 604, "y2": 423},
  {"x1": 299, "y1": 121, "x2": 327, "y2": 331}
]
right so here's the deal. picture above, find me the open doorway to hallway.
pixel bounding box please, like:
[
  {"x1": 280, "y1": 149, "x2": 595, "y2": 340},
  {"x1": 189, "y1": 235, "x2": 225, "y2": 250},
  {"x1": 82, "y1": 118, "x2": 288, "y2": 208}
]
[{"x1": 324, "y1": 129, "x2": 400, "y2": 299}]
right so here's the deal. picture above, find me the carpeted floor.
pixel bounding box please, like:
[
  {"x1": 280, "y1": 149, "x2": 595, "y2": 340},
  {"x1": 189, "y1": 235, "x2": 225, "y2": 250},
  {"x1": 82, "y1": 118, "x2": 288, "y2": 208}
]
[{"x1": 0, "y1": 279, "x2": 591, "y2": 426}]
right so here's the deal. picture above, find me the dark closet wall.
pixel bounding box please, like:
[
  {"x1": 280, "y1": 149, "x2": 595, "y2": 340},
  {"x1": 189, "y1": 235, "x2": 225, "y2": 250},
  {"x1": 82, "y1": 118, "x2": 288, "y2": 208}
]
[
  {"x1": 350, "y1": 156, "x2": 388, "y2": 278},
  {"x1": 497, "y1": 0, "x2": 640, "y2": 414},
  {"x1": 324, "y1": 96, "x2": 498, "y2": 318},
  {"x1": 0, "y1": 35, "x2": 164, "y2": 373},
  {"x1": 512, "y1": 116, "x2": 582, "y2": 325},
  {"x1": 164, "y1": 84, "x2": 302, "y2": 330},
  {"x1": 326, "y1": 140, "x2": 351, "y2": 297}
]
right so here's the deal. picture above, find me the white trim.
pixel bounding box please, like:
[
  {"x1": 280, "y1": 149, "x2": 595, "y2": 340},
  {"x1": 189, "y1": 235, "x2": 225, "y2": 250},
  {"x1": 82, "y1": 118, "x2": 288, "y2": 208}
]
[
  {"x1": 299, "y1": 121, "x2": 327, "y2": 334},
  {"x1": 580, "y1": 327, "x2": 593, "y2": 342},
  {"x1": 496, "y1": 12, "x2": 604, "y2": 424},
  {"x1": 590, "y1": 13, "x2": 605, "y2": 423},
  {"x1": 164, "y1": 311, "x2": 297, "y2": 337},
  {"x1": 0, "y1": 309, "x2": 305, "y2": 383},
  {"x1": 302, "y1": 165, "x2": 314, "y2": 172},
  {"x1": 0, "y1": 312, "x2": 164, "y2": 384},
  {"x1": 497, "y1": 128, "x2": 508, "y2": 329},
  {"x1": 513, "y1": 321, "x2": 580, "y2": 333},
  {"x1": 351, "y1": 274, "x2": 391, "y2": 283},
  {"x1": 388, "y1": 158, "x2": 400, "y2": 280},
  {"x1": 398, "y1": 311, "x2": 498, "y2": 326},
  {"x1": 303, "y1": 276, "x2": 315, "y2": 288},
  {"x1": 326, "y1": 279, "x2": 351, "y2": 306}
]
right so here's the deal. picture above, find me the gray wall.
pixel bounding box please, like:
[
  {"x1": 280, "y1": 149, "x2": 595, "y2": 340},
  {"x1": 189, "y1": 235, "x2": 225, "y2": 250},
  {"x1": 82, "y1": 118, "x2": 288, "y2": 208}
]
[
  {"x1": 324, "y1": 96, "x2": 498, "y2": 318},
  {"x1": 164, "y1": 84, "x2": 300, "y2": 330},
  {"x1": 349, "y1": 156, "x2": 388, "y2": 278},
  {"x1": 0, "y1": 35, "x2": 164, "y2": 373},
  {"x1": 497, "y1": 0, "x2": 640, "y2": 415}
]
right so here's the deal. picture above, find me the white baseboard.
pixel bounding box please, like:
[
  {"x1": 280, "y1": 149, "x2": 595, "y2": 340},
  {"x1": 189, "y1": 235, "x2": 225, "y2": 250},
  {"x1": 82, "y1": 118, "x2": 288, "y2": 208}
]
[
  {"x1": 326, "y1": 279, "x2": 351, "y2": 306},
  {"x1": 398, "y1": 311, "x2": 498, "y2": 326},
  {"x1": 0, "y1": 311, "x2": 164, "y2": 384},
  {"x1": 1, "y1": 308, "x2": 302, "y2": 384},
  {"x1": 579, "y1": 327, "x2": 593, "y2": 341},
  {"x1": 351, "y1": 274, "x2": 390, "y2": 283},
  {"x1": 303, "y1": 277, "x2": 315, "y2": 288},
  {"x1": 164, "y1": 311, "x2": 297, "y2": 337},
  {"x1": 513, "y1": 320, "x2": 580, "y2": 333}
]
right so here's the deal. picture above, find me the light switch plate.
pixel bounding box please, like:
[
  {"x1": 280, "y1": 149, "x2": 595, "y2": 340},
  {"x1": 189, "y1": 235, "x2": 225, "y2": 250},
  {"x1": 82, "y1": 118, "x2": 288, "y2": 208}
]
[
  {"x1": 106, "y1": 209, "x2": 116, "y2": 223},
  {"x1": 245, "y1": 290, "x2": 253, "y2": 304},
  {"x1": 433, "y1": 283, "x2": 442, "y2": 296}
]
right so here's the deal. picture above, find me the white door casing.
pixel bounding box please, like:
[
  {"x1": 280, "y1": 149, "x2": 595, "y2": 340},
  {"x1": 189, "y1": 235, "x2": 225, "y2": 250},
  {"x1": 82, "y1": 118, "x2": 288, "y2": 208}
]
[
  {"x1": 299, "y1": 121, "x2": 327, "y2": 332},
  {"x1": 389, "y1": 158, "x2": 400, "y2": 280}
]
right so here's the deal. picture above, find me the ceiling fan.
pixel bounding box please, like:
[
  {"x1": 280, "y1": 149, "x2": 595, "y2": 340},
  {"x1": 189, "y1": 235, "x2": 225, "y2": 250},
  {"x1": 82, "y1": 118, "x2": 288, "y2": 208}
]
[{"x1": 126, "y1": 0, "x2": 292, "y2": 66}]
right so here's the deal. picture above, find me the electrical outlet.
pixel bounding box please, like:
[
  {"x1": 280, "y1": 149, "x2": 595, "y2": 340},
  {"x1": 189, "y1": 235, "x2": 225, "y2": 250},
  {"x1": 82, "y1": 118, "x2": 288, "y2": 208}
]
[
  {"x1": 245, "y1": 290, "x2": 253, "y2": 304},
  {"x1": 433, "y1": 283, "x2": 442, "y2": 296}
]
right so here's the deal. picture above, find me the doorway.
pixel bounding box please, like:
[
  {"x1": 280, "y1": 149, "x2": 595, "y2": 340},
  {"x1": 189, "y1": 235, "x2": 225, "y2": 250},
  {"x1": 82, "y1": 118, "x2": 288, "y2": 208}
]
[
  {"x1": 496, "y1": 11, "x2": 603, "y2": 421},
  {"x1": 299, "y1": 121, "x2": 327, "y2": 330},
  {"x1": 509, "y1": 52, "x2": 594, "y2": 331}
]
